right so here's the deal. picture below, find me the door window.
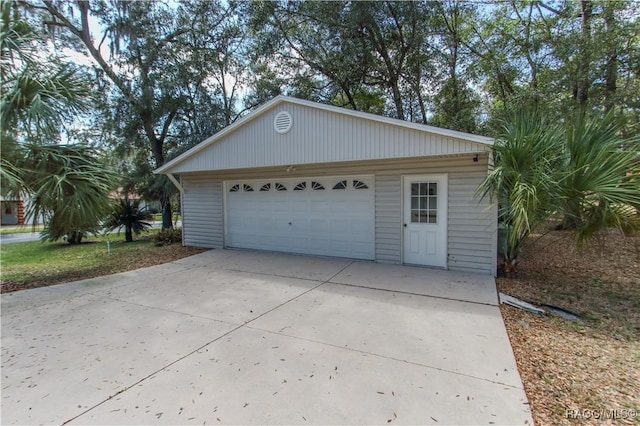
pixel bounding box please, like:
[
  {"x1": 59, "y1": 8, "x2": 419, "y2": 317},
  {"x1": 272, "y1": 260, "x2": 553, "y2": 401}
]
[{"x1": 410, "y1": 182, "x2": 437, "y2": 224}]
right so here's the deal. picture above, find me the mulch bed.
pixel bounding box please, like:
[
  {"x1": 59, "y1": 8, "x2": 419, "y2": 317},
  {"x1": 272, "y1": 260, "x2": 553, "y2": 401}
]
[{"x1": 498, "y1": 228, "x2": 640, "y2": 425}]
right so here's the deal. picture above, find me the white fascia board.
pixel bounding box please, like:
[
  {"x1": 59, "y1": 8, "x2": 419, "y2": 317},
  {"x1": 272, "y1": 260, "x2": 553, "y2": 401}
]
[{"x1": 154, "y1": 95, "x2": 493, "y2": 175}]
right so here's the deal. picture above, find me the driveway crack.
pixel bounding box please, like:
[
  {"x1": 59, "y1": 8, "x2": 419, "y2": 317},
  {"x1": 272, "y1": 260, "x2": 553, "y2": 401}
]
[
  {"x1": 245, "y1": 325, "x2": 524, "y2": 390},
  {"x1": 62, "y1": 261, "x2": 355, "y2": 425}
]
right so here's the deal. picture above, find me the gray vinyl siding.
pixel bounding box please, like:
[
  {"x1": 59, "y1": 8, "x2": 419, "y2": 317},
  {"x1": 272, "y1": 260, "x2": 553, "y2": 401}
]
[
  {"x1": 375, "y1": 175, "x2": 402, "y2": 263},
  {"x1": 169, "y1": 102, "x2": 490, "y2": 174},
  {"x1": 371, "y1": 157, "x2": 495, "y2": 275},
  {"x1": 178, "y1": 154, "x2": 496, "y2": 275},
  {"x1": 447, "y1": 171, "x2": 496, "y2": 274},
  {"x1": 182, "y1": 176, "x2": 223, "y2": 248}
]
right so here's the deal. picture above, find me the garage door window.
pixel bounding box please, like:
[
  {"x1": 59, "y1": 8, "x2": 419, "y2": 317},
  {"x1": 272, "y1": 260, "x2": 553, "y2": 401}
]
[
  {"x1": 231, "y1": 178, "x2": 373, "y2": 194},
  {"x1": 353, "y1": 180, "x2": 368, "y2": 189},
  {"x1": 333, "y1": 180, "x2": 347, "y2": 190}
]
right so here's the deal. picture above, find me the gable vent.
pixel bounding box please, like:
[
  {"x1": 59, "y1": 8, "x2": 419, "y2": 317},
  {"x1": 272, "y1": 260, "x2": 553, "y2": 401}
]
[{"x1": 274, "y1": 111, "x2": 293, "y2": 134}]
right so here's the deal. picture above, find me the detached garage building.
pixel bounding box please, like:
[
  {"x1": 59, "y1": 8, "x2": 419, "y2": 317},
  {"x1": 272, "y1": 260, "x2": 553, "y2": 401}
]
[{"x1": 155, "y1": 96, "x2": 497, "y2": 275}]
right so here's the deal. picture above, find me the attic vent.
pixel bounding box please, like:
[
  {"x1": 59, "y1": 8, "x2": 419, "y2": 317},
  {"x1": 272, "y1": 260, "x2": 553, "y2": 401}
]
[{"x1": 274, "y1": 111, "x2": 293, "y2": 134}]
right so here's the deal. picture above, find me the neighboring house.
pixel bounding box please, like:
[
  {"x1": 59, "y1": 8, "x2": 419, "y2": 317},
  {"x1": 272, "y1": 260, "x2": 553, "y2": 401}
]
[
  {"x1": 0, "y1": 196, "x2": 44, "y2": 226},
  {"x1": 0, "y1": 196, "x2": 24, "y2": 225},
  {"x1": 155, "y1": 96, "x2": 497, "y2": 275}
]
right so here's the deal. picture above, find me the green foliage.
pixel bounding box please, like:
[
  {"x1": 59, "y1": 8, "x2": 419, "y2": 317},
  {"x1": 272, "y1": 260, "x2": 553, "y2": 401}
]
[
  {"x1": 0, "y1": 0, "x2": 93, "y2": 197},
  {"x1": 431, "y1": 78, "x2": 480, "y2": 134},
  {"x1": 560, "y1": 113, "x2": 640, "y2": 243},
  {"x1": 16, "y1": 144, "x2": 117, "y2": 244},
  {"x1": 247, "y1": 1, "x2": 440, "y2": 123},
  {"x1": 0, "y1": 0, "x2": 92, "y2": 137},
  {"x1": 331, "y1": 88, "x2": 386, "y2": 115},
  {"x1": 0, "y1": 2, "x2": 113, "y2": 244},
  {"x1": 153, "y1": 227, "x2": 182, "y2": 246},
  {"x1": 42, "y1": 0, "x2": 246, "y2": 230},
  {"x1": 473, "y1": 0, "x2": 639, "y2": 135},
  {"x1": 104, "y1": 198, "x2": 153, "y2": 242},
  {"x1": 478, "y1": 110, "x2": 564, "y2": 270},
  {"x1": 480, "y1": 109, "x2": 640, "y2": 272}
]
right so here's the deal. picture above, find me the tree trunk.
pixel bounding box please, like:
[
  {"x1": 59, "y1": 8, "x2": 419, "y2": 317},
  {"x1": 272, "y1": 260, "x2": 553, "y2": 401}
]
[
  {"x1": 389, "y1": 76, "x2": 405, "y2": 120},
  {"x1": 161, "y1": 191, "x2": 173, "y2": 230},
  {"x1": 574, "y1": 0, "x2": 592, "y2": 110},
  {"x1": 416, "y1": 89, "x2": 427, "y2": 124},
  {"x1": 603, "y1": 3, "x2": 617, "y2": 113},
  {"x1": 125, "y1": 226, "x2": 133, "y2": 243},
  {"x1": 67, "y1": 231, "x2": 83, "y2": 244},
  {"x1": 151, "y1": 142, "x2": 173, "y2": 231}
]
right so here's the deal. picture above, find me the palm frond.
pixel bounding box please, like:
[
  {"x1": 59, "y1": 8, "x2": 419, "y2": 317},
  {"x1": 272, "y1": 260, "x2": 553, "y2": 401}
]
[
  {"x1": 561, "y1": 112, "x2": 640, "y2": 244},
  {"x1": 17, "y1": 144, "x2": 118, "y2": 242},
  {"x1": 478, "y1": 108, "x2": 564, "y2": 264},
  {"x1": 104, "y1": 198, "x2": 153, "y2": 242}
]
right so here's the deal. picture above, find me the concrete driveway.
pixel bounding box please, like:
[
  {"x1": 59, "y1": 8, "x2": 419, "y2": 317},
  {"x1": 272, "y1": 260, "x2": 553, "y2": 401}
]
[{"x1": 1, "y1": 250, "x2": 532, "y2": 425}]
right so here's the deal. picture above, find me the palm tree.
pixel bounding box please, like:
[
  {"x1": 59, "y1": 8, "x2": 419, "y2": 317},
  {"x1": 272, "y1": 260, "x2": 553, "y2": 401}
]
[
  {"x1": 479, "y1": 109, "x2": 640, "y2": 275},
  {"x1": 104, "y1": 198, "x2": 153, "y2": 243},
  {"x1": 478, "y1": 109, "x2": 564, "y2": 275},
  {"x1": 21, "y1": 144, "x2": 115, "y2": 243},
  {"x1": 1, "y1": 1, "x2": 115, "y2": 243},
  {"x1": 560, "y1": 113, "x2": 640, "y2": 244},
  {"x1": 0, "y1": 0, "x2": 91, "y2": 138}
]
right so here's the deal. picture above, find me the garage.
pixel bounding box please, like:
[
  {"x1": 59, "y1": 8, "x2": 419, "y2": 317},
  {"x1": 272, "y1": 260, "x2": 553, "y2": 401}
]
[
  {"x1": 225, "y1": 175, "x2": 375, "y2": 260},
  {"x1": 156, "y1": 96, "x2": 498, "y2": 275}
]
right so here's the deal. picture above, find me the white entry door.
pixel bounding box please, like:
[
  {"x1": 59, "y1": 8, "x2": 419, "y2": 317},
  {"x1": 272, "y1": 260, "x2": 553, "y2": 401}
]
[
  {"x1": 225, "y1": 176, "x2": 375, "y2": 260},
  {"x1": 403, "y1": 174, "x2": 448, "y2": 267}
]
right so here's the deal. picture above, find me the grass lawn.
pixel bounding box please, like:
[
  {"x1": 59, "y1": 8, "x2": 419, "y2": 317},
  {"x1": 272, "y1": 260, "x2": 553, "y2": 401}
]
[
  {"x1": 0, "y1": 231, "x2": 205, "y2": 293},
  {"x1": 499, "y1": 226, "x2": 640, "y2": 425}
]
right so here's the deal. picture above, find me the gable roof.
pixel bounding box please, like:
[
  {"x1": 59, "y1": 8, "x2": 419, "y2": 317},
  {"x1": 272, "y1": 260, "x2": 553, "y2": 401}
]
[{"x1": 155, "y1": 95, "x2": 493, "y2": 175}]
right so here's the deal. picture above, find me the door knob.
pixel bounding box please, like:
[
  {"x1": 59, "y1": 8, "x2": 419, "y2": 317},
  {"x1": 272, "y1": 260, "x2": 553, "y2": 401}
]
[{"x1": 403, "y1": 224, "x2": 407, "y2": 227}]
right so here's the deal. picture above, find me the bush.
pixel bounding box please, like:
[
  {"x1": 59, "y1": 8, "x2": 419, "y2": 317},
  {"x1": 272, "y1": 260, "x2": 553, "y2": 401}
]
[
  {"x1": 154, "y1": 227, "x2": 182, "y2": 246},
  {"x1": 104, "y1": 198, "x2": 153, "y2": 242}
]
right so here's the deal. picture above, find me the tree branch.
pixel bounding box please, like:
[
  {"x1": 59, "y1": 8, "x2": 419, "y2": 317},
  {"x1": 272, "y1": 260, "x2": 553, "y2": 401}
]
[{"x1": 41, "y1": 0, "x2": 137, "y2": 106}]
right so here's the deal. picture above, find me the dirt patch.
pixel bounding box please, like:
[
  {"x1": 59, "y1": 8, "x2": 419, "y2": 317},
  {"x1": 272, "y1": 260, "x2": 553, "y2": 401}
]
[{"x1": 498, "y1": 228, "x2": 640, "y2": 425}]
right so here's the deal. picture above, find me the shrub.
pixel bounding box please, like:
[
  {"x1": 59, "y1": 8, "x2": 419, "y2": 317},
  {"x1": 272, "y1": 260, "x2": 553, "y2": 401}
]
[
  {"x1": 154, "y1": 227, "x2": 182, "y2": 246},
  {"x1": 104, "y1": 198, "x2": 153, "y2": 242}
]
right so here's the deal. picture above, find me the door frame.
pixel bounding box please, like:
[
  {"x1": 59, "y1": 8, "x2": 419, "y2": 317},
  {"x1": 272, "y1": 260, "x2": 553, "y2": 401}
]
[{"x1": 401, "y1": 173, "x2": 448, "y2": 268}]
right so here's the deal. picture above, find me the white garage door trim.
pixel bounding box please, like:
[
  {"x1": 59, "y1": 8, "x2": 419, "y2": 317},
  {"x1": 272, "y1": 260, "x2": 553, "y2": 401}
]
[{"x1": 223, "y1": 175, "x2": 375, "y2": 260}]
